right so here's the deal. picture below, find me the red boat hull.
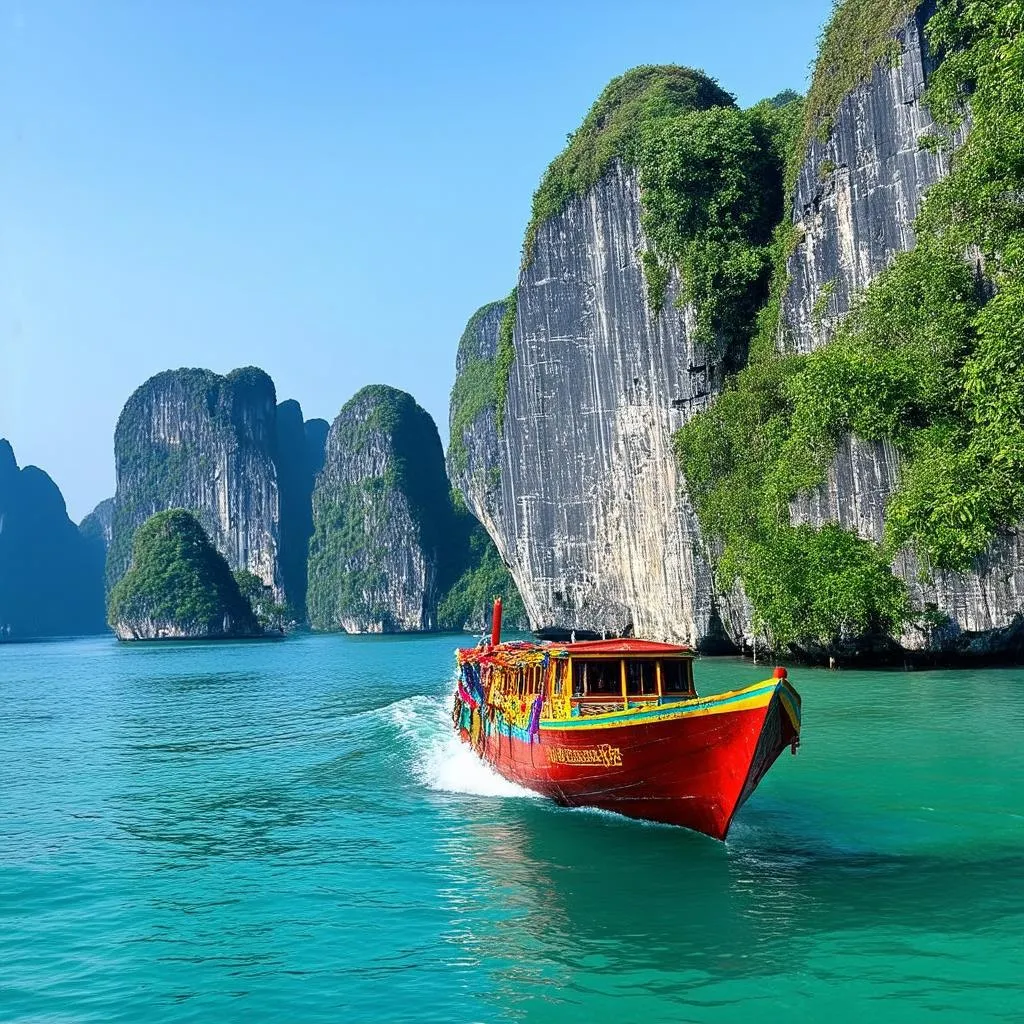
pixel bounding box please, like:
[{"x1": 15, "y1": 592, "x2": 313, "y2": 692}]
[{"x1": 456, "y1": 681, "x2": 800, "y2": 840}]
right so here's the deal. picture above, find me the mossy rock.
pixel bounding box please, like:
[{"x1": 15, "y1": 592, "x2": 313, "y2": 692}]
[{"x1": 109, "y1": 509, "x2": 261, "y2": 639}]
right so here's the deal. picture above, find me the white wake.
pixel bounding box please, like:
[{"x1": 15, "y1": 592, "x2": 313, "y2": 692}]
[{"x1": 391, "y1": 693, "x2": 539, "y2": 799}]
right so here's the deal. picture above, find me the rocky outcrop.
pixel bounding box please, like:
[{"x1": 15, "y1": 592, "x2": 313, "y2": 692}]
[
  {"x1": 307, "y1": 385, "x2": 464, "y2": 632},
  {"x1": 450, "y1": 8, "x2": 1024, "y2": 660},
  {"x1": 781, "y1": 1, "x2": 968, "y2": 354},
  {"x1": 450, "y1": 160, "x2": 731, "y2": 647},
  {"x1": 109, "y1": 509, "x2": 262, "y2": 640},
  {"x1": 109, "y1": 367, "x2": 286, "y2": 602},
  {"x1": 80, "y1": 497, "x2": 115, "y2": 551},
  {"x1": 0, "y1": 439, "x2": 107, "y2": 639},
  {"x1": 789, "y1": 435, "x2": 1024, "y2": 656}
]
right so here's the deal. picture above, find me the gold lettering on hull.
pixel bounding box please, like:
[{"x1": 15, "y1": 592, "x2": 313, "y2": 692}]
[{"x1": 546, "y1": 744, "x2": 623, "y2": 767}]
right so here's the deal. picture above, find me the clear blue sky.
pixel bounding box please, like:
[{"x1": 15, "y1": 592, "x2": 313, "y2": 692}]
[{"x1": 0, "y1": 0, "x2": 830, "y2": 521}]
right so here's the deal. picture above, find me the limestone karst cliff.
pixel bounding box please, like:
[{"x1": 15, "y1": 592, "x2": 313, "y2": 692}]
[
  {"x1": 0, "y1": 439, "x2": 107, "y2": 639},
  {"x1": 307, "y1": 385, "x2": 457, "y2": 632},
  {"x1": 308, "y1": 385, "x2": 525, "y2": 634},
  {"x1": 449, "y1": 66, "x2": 787, "y2": 646},
  {"x1": 450, "y1": 1, "x2": 1024, "y2": 660},
  {"x1": 109, "y1": 367, "x2": 319, "y2": 614}
]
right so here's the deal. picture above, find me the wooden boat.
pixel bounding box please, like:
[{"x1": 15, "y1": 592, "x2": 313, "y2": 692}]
[{"x1": 452, "y1": 600, "x2": 801, "y2": 841}]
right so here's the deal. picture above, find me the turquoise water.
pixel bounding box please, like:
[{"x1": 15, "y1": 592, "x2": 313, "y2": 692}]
[{"x1": 1, "y1": 635, "x2": 1022, "y2": 1022}]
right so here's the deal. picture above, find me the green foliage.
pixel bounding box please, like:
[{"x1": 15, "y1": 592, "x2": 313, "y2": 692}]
[
  {"x1": 494, "y1": 289, "x2": 518, "y2": 432},
  {"x1": 677, "y1": 0, "x2": 1024, "y2": 646},
  {"x1": 522, "y1": 66, "x2": 734, "y2": 265},
  {"x1": 108, "y1": 510, "x2": 259, "y2": 635},
  {"x1": 750, "y1": 221, "x2": 805, "y2": 362},
  {"x1": 437, "y1": 519, "x2": 528, "y2": 633},
  {"x1": 448, "y1": 293, "x2": 518, "y2": 466},
  {"x1": 811, "y1": 278, "x2": 836, "y2": 328},
  {"x1": 232, "y1": 569, "x2": 285, "y2": 630},
  {"x1": 637, "y1": 103, "x2": 793, "y2": 358},
  {"x1": 640, "y1": 250, "x2": 670, "y2": 314},
  {"x1": 803, "y1": 0, "x2": 919, "y2": 147},
  {"x1": 307, "y1": 479, "x2": 391, "y2": 630},
  {"x1": 726, "y1": 525, "x2": 909, "y2": 649},
  {"x1": 448, "y1": 360, "x2": 496, "y2": 472},
  {"x1": 448, "y1": 301, "x2": 506, "y2": 473}
]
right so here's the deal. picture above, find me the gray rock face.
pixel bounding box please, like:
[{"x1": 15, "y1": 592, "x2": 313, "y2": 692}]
[
  {"x1": 452, "y1": 163, "x2": 727, "y2": 647},
  {"x1": 79, "y1": 497, "x2": 115, "y2": 550},
  {"x1": 775, "y1": 4, "x2": 1023, "y2": 657},
  {"x1": 452, "y1": 6, "x2": 1022, "y2": 659},
  {"x1": 307, "y1": 385, "x2": 460, "y2": 633},
  {"x1": 109, "y1": 367, "x2": 285, "y2": 601},
  {"x1": 790, "y1": 435, "x2": 1024, "y2": 654},
  {"x1": 781, "y1": 1, "x2": 966, "y2": 354}
]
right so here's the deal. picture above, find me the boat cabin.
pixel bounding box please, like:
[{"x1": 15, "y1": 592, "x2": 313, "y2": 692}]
[
  {"x1": 456, "y1": 637, "x2": 696, "y2": 725},
  {"x1": 563, "y1": 639, "x2": 695, "y2": 715}
]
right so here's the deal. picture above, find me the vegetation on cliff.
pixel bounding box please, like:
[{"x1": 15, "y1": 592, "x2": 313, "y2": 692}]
[
  {"x1": 437, "y1": 501, "x2": 528, "y2": 633},
  {"x1": 803, "y1": 0, "x2": 919, "y2": 147},
  {"x1": 637, "y1": 96, "x2": 802, "y2": 362},
  {"x1": 307, "y1": 386, "x2": 461, "y2": 631},
  {"x1": 233, "y1": 569, "x2": 286, "y2": 631},
  {"x1": 523, "y1": 66, "x2": 734, "y2": 264},
  {"x1": 108, "y1": 510, "x2": 260, "y2": 637},
  {"x1": 676, "y1": 0, "x2": 1024, "y2": 649},
  {"x1": 448, "y1": 301, "x2": 505, "y2": 471}
]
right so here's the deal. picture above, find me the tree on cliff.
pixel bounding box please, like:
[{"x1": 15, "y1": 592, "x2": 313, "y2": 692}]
[{"x1": 108, "y1": 509, "x2": 260, "y2": 639}]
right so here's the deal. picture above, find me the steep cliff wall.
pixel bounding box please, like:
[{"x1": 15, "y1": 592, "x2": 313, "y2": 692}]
[
  {"x1": 781, "y1": 1, "x2": 966, "y2": 354},
  {"x1": 109, "y1": 367, "x2": 286, "y2": 601},
  {"x1": 453, "y1": 4, "x2": 1024, "y2": 660},
  {"x1": 452, "y1": 173, "x2": 721, "y2": 642},
  {"x1": 449, "y1": 67, "x2": 783, "y2": 646},
  {"x1": 0, "y1": 439, "x2": 106, "y2": 639},
  {"x1": 307, "y1": 386, "x2": 461, "y2": 632},
  {"x1": 274, "y1": 399, "x2": 324, "y2": 618}
]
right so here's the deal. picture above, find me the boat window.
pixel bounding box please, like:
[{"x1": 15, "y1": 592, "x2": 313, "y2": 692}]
[
  {"x1": 625, "y1": 659, "x2": 658, "y2": 696},
  {"x1": 661, "y1": 659, "x2": 693, "y2": 694},
  {"x1": 572, "y1": 659, "x2": 621, "y2": 697}
]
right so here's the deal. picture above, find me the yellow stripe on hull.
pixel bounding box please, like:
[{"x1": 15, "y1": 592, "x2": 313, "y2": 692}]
[{"x1": 539, "y1": 678, "x2": 792, "y2": 733}]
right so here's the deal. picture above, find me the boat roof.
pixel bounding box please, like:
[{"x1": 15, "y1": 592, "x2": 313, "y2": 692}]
[
  {"x1": 562, "y1": 638, "x2": 694, "y2": 656},
  {"x1": 456, "y1": 637, "x2": 694, "y2": 665}
]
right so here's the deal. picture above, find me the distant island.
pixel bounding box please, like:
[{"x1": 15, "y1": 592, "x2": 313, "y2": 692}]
[{"x1": 108, "y1": 509, "x2": 267, "y2": 641}]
